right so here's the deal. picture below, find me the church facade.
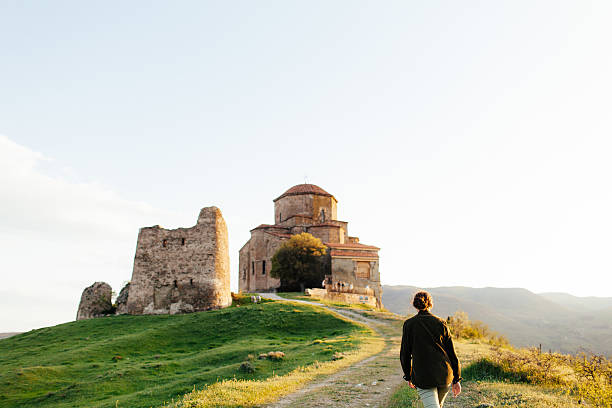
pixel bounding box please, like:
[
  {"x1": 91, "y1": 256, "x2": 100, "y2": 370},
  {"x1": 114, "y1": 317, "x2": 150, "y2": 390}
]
[{"x1": 239, "y1": 184, "x2": 382, "y2": 307}]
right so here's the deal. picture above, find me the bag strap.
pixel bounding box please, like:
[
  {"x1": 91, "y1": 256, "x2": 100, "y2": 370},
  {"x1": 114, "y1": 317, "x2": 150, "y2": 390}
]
[{"x1": 417, "y1": 318, "x2": 451, "y2": 364}]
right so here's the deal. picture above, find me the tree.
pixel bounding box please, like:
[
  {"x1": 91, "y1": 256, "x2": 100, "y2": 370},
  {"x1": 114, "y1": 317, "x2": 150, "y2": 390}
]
[{"x1": 270, "y1": 232, "x2": 328, "y2": 292}]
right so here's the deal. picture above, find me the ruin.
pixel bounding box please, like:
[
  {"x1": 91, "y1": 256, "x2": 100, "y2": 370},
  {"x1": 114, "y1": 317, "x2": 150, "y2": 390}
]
[
  {"x1": 125, "y1": 206, "x2": 231, "y2": 314},
  {"x1": 239, "y1": 184, "x2": 382, "y2": 307},
  {"x1": 76, "y1": 282, "x2": 114, "y2": 320}
]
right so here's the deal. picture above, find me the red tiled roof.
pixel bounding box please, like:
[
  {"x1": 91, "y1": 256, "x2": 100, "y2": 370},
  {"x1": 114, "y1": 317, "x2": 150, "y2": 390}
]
[
  {"x1": 250, "y1": 224, "x2": 290, "y2": 232},
  {"x1": 309, "y1": 223, "x2": 342, "y2": 228},
  {"x1": 282, "y1": 214, "x2": 314, "y2": 222},
  {"x1": 330, "y1": 250, "x2": 379, "y2": 258},
  {"x1": 274, "y1": 184, "x2": 333, "y2": 201},
  {"x1": 325, "y1": 242, "x2": 380, "y2": 250}
]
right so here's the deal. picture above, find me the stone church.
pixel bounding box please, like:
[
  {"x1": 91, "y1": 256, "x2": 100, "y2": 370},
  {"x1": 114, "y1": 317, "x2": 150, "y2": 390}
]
[{"x1": 239, "y1": 184, "x2": 382, "y2": 307}]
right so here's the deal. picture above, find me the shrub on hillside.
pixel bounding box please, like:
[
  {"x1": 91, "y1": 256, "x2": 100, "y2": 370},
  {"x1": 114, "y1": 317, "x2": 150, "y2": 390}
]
[
  {"x1": 258, "y1": 351, "x2": 285, "y2": 361},
  {"x1": 570, "y1": 352, "x2": 612, "y2": 408},
  {"x1": 465, "y1": 346, "x2": 612, "y2": 407},
  {"x1": 446, "y1": 311, "x2": 509, "y2": 346},
  {"x1": 239, "y1": 361, "x2": 255, "y2": 373}
]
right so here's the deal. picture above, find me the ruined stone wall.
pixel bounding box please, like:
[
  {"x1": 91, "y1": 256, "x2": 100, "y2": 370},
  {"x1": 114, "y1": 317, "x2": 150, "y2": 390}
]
[{"x1": 126, "y1": 206, "x2": 231, "y2": 315}]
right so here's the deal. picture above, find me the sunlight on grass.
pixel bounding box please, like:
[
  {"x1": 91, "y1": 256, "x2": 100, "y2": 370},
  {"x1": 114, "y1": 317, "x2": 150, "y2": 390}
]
[
  {"x1": 168, "y1": 334, "x2": 384, "y2": 407},
  {"x1": 0, "y1": 298, "x2": 373, "y2": 408}
]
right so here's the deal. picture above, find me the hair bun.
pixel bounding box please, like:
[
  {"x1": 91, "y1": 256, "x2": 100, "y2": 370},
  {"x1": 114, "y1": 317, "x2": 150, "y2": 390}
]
[{"x1": 413, "y1": 291, "x2": 433, "y2": 310}]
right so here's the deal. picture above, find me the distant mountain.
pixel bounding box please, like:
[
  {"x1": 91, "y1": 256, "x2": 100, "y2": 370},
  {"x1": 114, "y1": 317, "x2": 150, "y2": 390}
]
[
  {"x1": 0, "y1": 333, "x2": 20, "y2": 339},
  {"x1": 382, "y1": 285, "x2": 612, "y2": 356},
  {"x1": 539, "y1": 292, "x2": 612, "y2": 311}
]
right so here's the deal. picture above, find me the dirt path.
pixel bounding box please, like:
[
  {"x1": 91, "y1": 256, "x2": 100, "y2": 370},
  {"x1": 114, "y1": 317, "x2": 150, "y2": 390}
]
[{"x1": 259, "y1": 294, "x2": 405, "y2": 408}]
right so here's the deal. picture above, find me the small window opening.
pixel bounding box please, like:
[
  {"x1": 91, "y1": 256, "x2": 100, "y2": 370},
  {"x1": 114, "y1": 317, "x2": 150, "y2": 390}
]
[
  {"x1": 262, "y1": 260, "x2": 266, "y2": 275},
  {"x1": 190, "y1": 278, "x2": 194, "y2": 286},
  {"x1": 173, "y1": 279, "x2": 178, "y2": 288},
  {"x1": 320, "y1": 209, "x2": 325, "y2": 222},
  {"x1": 162, "y1": 239, "x2": 167, "y2": 247},
  {"x1": 279, "y1": 212, "x2": 282, "y2": 222},
  {"x1": 181, "y1": 238, "x2": 185, "y2": 245},
  {"x1": 252, "y1": 261, "x2": 255, "y2": 275}
]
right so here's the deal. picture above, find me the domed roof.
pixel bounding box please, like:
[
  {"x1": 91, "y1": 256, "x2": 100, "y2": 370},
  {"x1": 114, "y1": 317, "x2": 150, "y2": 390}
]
[{"x1": 273, "y1": 184, "x2": 333, "y2": 201}]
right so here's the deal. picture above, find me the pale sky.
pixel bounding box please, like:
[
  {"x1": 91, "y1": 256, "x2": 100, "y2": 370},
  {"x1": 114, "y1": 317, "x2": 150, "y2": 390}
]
[{"x1": 1, "y1": 1, "x2": 611, "y2": 332}]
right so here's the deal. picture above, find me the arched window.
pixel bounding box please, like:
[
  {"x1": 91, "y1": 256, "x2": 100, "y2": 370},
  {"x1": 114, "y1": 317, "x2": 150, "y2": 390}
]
[
  {"x1": 320, "y1": 209, "x2": 325, "y2": 222},
  {"x1": 162, "y1": 239, "x2": 167, "y2": 248}
]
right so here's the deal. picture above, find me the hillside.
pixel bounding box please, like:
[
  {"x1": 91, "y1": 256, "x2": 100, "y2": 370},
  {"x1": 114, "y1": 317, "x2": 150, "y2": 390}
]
[
  {"x1": 0, "y1": 300, "x2": 370, "y2": 408},
  {"x1": 383, "y1": 285, "x2": 612, "y2": 356},
  {"x1": 540, "y1": 292, "x2": 612, "y2": 311}
]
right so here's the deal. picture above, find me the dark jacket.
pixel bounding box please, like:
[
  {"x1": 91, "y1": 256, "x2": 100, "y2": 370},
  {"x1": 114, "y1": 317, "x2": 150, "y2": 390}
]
[{"x1": 400, "y1": 310, "x2": 461, "y2": 388}]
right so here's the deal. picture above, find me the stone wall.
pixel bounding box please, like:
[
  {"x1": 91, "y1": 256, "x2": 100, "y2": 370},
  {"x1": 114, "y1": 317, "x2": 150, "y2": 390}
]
[
  {"x1": 331, "y1": 257, "x2": 382, "y2": 307},
  {"x1": 274, "y1": 194, "x2": 337, "y2": 224},
  {"x1": 306, "y1": 288, "x2": 378, "y2": 308},
  {"x1": 126, "y1": 206, "x2": 231, "y2": 315},
  {"x1": 239, "y1": 229, "x2": 282, "y2": 292}
]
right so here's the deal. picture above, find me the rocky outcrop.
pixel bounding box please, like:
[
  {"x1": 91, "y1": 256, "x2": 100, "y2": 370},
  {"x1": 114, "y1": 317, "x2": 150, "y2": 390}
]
[
  {"x1": 76, "y1": 282, "x2": 114, "y2": 320},
  {"x1": 115, "y1": 283, "x2": 130, "y2": 314}
]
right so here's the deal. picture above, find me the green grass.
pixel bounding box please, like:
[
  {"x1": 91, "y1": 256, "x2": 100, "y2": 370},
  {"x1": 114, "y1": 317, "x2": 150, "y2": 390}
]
[
  {"x1": 463, "y1": 357, "x2": 531, "y2": 383},
  {"x1": 385, "y1": 341, "x2": 586, "y2": 408},
  {"x1": 276, "y1": 292, "x2": 314, "y2": 301},
  {"x1": 276, "y1": 292, "x2": 381, "y2": 311},
  {"x1": 0, "y1": 300, "x2": 369, "y2": 408},
  {"x1": 385, "y1": 384, "x2": 419, "y2": 408}
]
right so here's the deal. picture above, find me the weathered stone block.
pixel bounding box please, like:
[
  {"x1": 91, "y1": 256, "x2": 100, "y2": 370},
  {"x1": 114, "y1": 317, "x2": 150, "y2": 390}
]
[
  {"x1": 115, "y1": 282, "x2": 130, "y2": 314},
  {"x1": 76, "y1": 282, "x2": 114, "y2": 320}
]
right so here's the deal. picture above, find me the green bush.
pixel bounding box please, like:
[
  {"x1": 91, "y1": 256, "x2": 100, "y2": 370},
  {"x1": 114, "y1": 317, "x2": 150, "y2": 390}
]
[
  {"x1": 464, "y1": 357, "x2": 529, "y2": 383},
  {"x1": 238, "y1": 361, "x2": 255, "y2": 373}
]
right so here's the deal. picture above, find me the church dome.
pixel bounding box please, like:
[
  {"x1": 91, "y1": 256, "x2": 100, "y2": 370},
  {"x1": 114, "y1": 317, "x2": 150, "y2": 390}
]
[{"x1": 273, "y1": 184, "x2": 333, "y2": 202}]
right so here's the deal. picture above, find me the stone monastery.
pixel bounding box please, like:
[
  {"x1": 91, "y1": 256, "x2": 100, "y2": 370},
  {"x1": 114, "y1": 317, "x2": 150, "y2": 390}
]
[
  {"x1": 240, "y1": 184, "x2": 382, "y2": 307},
  {"x1": 76, "y1": 184, "x2": 382, "y2": 319}
]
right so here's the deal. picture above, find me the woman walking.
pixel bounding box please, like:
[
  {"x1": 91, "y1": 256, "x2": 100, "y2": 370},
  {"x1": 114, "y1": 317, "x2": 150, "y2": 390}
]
[{"x1": 400, "y1": 291, "x2": 462, "y2": 408}]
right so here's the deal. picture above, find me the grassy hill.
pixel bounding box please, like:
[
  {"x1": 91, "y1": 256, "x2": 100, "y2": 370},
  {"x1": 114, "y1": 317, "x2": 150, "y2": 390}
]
[
  {"x1": 0, "y1": 299, "x2": 370, "y2": 408},
  {"x1": 383, "y1": 285, "x2": 612, "y2": 356}
]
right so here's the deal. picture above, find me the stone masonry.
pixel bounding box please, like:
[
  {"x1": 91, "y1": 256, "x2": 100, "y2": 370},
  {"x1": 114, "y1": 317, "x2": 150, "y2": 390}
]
[
  {"x1": 126, "y1": 206, "x2": 231, "y2": 315},
  {"x1": 240, "y1": 184, "x2": 382, "y2": 308}
]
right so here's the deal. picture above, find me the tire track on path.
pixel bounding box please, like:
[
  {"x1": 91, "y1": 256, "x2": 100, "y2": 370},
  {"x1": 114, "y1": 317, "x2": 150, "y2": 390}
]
[{"x1": 258, "y1": 293, "x2": 404, "y2": 408}]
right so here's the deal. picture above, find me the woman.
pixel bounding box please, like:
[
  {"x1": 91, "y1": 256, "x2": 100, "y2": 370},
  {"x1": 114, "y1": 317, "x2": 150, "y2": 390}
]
[{"x1": 400, "y1": 291, "x2": 462, "y2": 408}]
